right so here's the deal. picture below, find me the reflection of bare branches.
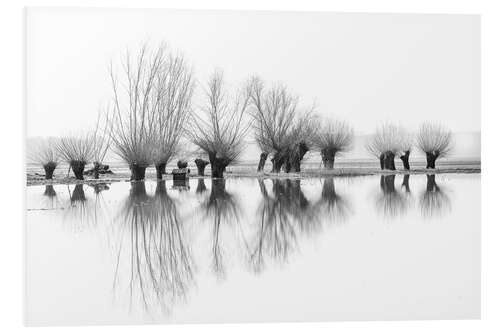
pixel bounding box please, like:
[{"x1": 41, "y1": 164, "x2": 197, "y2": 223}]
[
  {"x1": 88, "y1": 182, "x2": 110, "y2": 194},
  {"x1": 249, "y1": 179, "x2": 317, "y2": 273},
  {"x1": 419, "y1": 175, "x2": 451, "y2": 218},
  {"x1": 200, "y1": 179, "x2": 241, "y2": 280},
  {"x1": 63, "y1": 184, "x2": 97, "y2": 229},
  {"x1": 115, "y1": 181, "x2": 194, "y2": 315},
  {"x1": 375, "y1": 175, "x2": 411, "y2": 218},
  {"x1": 313, "y1": 178, "x2": 352, "y2": 221}
]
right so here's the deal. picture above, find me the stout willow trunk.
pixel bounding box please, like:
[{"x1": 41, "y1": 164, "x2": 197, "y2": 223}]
[
  {"x1": 425, "y1": 152, "x2": 439, "y2": 169},
  {"x1": 400, "y1": 151, "x2": 411, "y2": 170},
  {"x1": 383, "y1": 151, "x2": 396, "y2": 170},
  {"x1": 287, "y1": 142, "x2": 309, "y2": 173},
  {"x1": 130, "y1": 163, "x2": 146, "y2": 181},
  {"x1": 257, "y1": 152, "x2": 268, "y2": 172},
  {"x1": 155, "y1": 163, "x2": 166, "y2": 180},
  {"x1": 321, "y1": 148, "x2": 337, "y2": 170},
  {"x1": 70, "y1": 161, "x2": 86, "y2": 180},
  {"x1": 43, "y1": 162, "x2": 57, "y2": 180},
  {"x1": 208, "y1": 152, "x2": 230, "y2": 178},
  {"x1": 271, "y1": 151, "x2": 287, "y2": 173},
  {"x1": 195, "y1": 159, "x2": 209, "y2": 176}
]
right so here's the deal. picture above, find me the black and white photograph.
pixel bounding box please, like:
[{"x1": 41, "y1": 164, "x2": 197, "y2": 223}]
[{"x1": 24, "y1": 7, "x2": 480, "y2": 326}]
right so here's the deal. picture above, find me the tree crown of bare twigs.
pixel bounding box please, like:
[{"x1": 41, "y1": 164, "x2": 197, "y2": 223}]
[
  {"x1": 248, "y1": 76, "x2": 316, "y2": 154},
  {"x1": 365, "y1": 123, "x2": 410, "y2": 156},
  {"x1": 416, "y1": 122, "x2": 453, "y2": 157},
  {"x1": 55, "y1": 133, "x2": 94, "y2": 165},
  {"x1": 311, "y1": 118, "x2": 354, "y2": 155},
  {"x1": 29, "y1": 137, "x2": 59, "y2": 166},
  {"x1": 108, "y1": 43, "x2": 193, "y2": 167},
  {"x1": 187, "y1": 70, "x2": 250, "y2": 163}
]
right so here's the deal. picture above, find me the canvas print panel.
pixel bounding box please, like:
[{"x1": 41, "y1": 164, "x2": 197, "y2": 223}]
[{"x1": 25, "y1": 8, "x2": 480, "y2": 326}]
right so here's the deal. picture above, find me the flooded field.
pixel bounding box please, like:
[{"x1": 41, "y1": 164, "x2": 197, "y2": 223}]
[{"x1": 25, "y1": 174, "x2": 480, "y2": 325}]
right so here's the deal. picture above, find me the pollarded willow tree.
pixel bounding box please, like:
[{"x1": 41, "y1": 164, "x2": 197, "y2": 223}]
[
  {"x1": 417, "y1": 122, "x2": 453, "y2": 169},
  {"x1": 56, "y1": 134, "x2": 94, "y2": 180},
  {"x1": 248, "y1": 77, "x2": 315, "y2": 173},
  {"x1": 188, "y1": 70, "x2": 251, "y2": 178},
  {"x1": 30, "y1": 137, "x2": 59, "y2": 180},
  {"x1": 311, "y1": 119, "x2": 354, "y2": 170},
  {"x1": 398, "y1": 128, "x2": 413, "y2": 171},
  {"x1": 109, "y1": 43, "x2": 193, "y2": 180},
  {"x1": 150, "y1": 52, "x2": 194, "y2": 179},
  {"x1": 366, "y1": 123, "x2": 405, "y2": 171}
]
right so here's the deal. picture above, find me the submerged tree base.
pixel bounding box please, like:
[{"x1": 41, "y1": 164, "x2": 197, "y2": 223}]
[
  {"x1": 43, "y1": 162, "x2": 57, "y2": 180},
  {"x1": 130, "y1": 164, "x2": 147, "y2": 181},
  {"x1": 321, "y1": 149, "x2": 337, "y2": 170},
  {"x1": 208, "y1": 153, "x2": 230, "y2": 178},
  {"x1": 155, "y1": 163, "x2": 166, "y2": 180},
  {"x1": 400, "y1": 151, "x2": 411, "y2": 170},
  {"x1": 257, "y1": 152, "x2": 268, "y2": 172},
  {"x1": 70, "y1": 161, "x2": 86, "y2": 180},
  {"x1": 425, "y1": 152, "x2": 439, "y2": 169},
  {"x1": 195, "y1": 158, "x2": 209, "y2": 176}
]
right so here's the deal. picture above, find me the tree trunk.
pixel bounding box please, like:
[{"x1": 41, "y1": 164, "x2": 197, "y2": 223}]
[
  {"x1": 288, "y1": 142, "x2": 309, "y2": 173},
  {"x1": 402, "y1": 174, "x2": 410, "y2": 193},
  {"x1": 208, "y1": 152, "x2": 229, "y2": 178},
  {"x1": 321, "y1": 148, "x2": 337, "y2": 170},
  {"x1": 43, "y1": 162, "x2": 57, "y2": 180},
  {"x1": 70, "y1": 161, "x2": 85, "y2": 180},
  {"x1": 257, "y1": 152, "x2": 268, "y2": 172},
  {"x1": 383, "y1": 151, "x2": 396, "y2": 170},
  {"x1": 195, "y1": 158, "x2": 209, "y2": 176},
  {"x1": 155, "y1": 163, "x2": 166, "y2": 180},
  {"x1": 283, "y1": 158, "x2": 292, "y2": 173},
  {"x1": 379, "y1": 154, "x2": 385, "y2": 170},
  {"x1": 425, "y1": 152, "x2": 438, "y2": 169},
  {"x1": 129, "y1": 163, "x2": 146, "y2": 181},
  {"x1": 93, "y1": 162, "x2": 100, "y2": 179},
  {"x1": 400, "y1": 151, "x2": 410, "y2": 170},
  {"x1": 271, "y1": 152, "x2": 286, "y2": 173}
]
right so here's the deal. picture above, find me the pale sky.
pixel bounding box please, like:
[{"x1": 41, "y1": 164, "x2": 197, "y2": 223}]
[{"x1": 26, "y1": 8, "x2": 480, "y2": 139}]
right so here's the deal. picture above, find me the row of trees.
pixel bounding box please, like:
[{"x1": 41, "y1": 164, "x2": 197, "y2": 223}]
[
  {"x1": 31, "y1": 43, "x2": 454, "y2": 180},
  {"x1": 366, "y1": 122, "x2": 453, "y2": 171}
]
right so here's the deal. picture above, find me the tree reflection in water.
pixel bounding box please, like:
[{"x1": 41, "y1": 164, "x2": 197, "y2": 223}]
[
  {"x1": 42, "y1": 185, "x2": 60, "y2": 209},
  {"x1": 63, "y1": 184, "x2": 94, "y2": 229},
  {"x1": 419, "y1": 174, "x2": 451, "y2": 218},
  {"x1": 195, "y1": 178, "x2": 207, "y2": 195},
  {"x1": 313, "y1": 177, "x2": 352, "y2": 222},
  {"x1": 200, "y1": 179, "x2": 242, "y2": 280},
  {"x1": 62, "y1": 183, "x2": 111, "y2": 230},
  {"x1": 249, "y1": 179, "x2": 318, "y2": 273},
  {"x1": 375, "y1": 175, "x2": 412, "y2": 218},
  {"x1": 114, "y1": 181, "x2": 194, "y2": 315}
]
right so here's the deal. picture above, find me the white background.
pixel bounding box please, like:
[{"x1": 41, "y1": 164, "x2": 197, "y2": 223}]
[{"x1": 1, "y1": 0, "x2": 499, "y2": 332}]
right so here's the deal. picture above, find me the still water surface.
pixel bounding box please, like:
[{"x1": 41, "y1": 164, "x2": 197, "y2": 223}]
[{"x1": 25, "y1": 174, "x2": 480, "y2": 325}]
